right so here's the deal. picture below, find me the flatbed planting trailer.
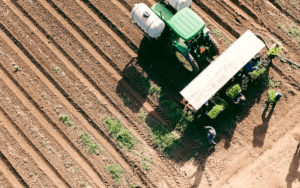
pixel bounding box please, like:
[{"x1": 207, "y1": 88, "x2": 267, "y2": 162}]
[{"x1": 180, "y1": 30, "x2": 266, "y2": 118}]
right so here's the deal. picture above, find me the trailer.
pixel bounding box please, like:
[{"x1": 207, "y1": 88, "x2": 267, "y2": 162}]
[{"x1": 180, "y1": 30, "x2": 265, "y2": 113}]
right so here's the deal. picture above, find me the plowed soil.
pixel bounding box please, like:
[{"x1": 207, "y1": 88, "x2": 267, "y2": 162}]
[{"x1": 0, "y1": 0, "x2": 299, "y2": 187}]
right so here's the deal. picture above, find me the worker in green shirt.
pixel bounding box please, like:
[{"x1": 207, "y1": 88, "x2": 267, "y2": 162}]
[{"x1": 268, "y1": 42, "x2": 283, "y2": 60}]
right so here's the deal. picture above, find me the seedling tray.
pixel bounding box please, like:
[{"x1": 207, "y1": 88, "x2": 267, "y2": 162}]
[
  {"x1": 226, "y1": 84, "x2": 242, "y2": 99},
  {"x1": 268, "y1": 89, "x2": 276, "y2": 103},
  {"x1": 206, "y1": 98, "x2": 228, "y2": 119},
  {"x1": 249, "y1": 67, "x2": 266, "y2": 80}
]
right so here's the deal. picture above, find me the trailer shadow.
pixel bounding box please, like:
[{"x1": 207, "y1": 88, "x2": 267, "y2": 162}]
[{"x1": 116, "y1": 36, "x2": 271, "y2": 186}]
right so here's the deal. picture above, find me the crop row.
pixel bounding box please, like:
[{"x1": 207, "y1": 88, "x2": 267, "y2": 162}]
[{"x1": 2, "y1": 0, "x2": 187, "y2": 186}]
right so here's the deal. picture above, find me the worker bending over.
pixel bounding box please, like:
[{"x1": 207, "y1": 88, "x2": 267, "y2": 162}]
[
  {"x1": 268, "y1": 42, "x2": 283, "y2": 60},
  {"x1": 204, "y1": 126, "x2": 217, "y2": 148}
]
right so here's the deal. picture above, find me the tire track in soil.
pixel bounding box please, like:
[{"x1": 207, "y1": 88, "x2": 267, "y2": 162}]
[
  {"x1": 1, "y1": 1, "x2": 184, "y2": 187},
  {"x1": 0, "y1": 29, "x2": 136, "y2": 187},
  {"x1": 0, "y1": 72, "x2": 100, "y2": 188},
  {"x1": 0, "y1": 155, "x2": 25, "y2": 188},
  {"x1": 38, "y1": 0, "x2": 167, "y2": 126},
  {"x1": 0, "y1": 115, "x2": 58, "y2": 188}
]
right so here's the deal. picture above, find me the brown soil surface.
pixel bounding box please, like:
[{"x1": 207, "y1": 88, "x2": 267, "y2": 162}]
[{"x1": 0, "y1": 0, "x2": 299, "y2": 187}]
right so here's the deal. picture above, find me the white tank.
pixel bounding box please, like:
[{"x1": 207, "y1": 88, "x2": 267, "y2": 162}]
[
  {"x1": 166, "y1": 0, "x2": 192, "y2": 11},
  {"x1": 131, "y1": 3, "x2": 165, "y2": 38}
]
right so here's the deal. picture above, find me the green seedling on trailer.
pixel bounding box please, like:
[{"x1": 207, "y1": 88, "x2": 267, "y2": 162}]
[
  {"x1": 268, "y1": 90, "x2": 276, "y2": 103},
  {"x1": 226, "y1": 84, "x2": 242, "y2": 99},
  {"x1": 107, "y1": 165, "x2": 125, "y2": 184},
  {"x1": 252, "y1": 68, "x2": 266, "y2": 78},
  {"x1": 207, "y1": 101, "x2": 227, "y2": 119}
]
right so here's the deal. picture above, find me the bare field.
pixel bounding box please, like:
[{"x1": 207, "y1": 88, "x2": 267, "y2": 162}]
[{"x1": 0, "y1": 0, "x2": 299, "y2": 187}]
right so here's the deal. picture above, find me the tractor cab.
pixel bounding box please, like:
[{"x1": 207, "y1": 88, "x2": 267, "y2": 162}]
[{"x1": 131, "y1": 2, "x2": 220, "y2": 74}]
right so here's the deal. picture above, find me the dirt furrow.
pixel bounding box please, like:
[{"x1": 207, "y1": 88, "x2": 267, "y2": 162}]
[
  {"x1": 82, "y1": 0, "x2": 143, "y2": 49},
  {"x1": 0, "y1": 1, "x2": 186, "y2": 187},
  {"x1": 268, "y1": 0, "x2": 300, "y2": 25},
  {"x1": 0, "y1": 156, "x2": 24, "y2": 188},
  {"x1": 0, "y1": 29, "x2": 101, "y2": 187},
  {"x1": 0, "y1": 118, "x2": 57, "y2": 187},
  {"x1": 0, "y1": 75, "x2": 99, "y2": 188},
  {"x1": 0, "y1": 28, "x2": 137, "y2": 187}
]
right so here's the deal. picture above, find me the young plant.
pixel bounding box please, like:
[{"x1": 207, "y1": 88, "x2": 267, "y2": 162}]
[
  {"x1": 268, "y1": 90, "x2": 276, "y2": 102},
  {"x1": 268, "y1": 77, "x2": 280, "y2": 88},
  {"x1": 80, "y1": 132, "x2": 102, "y2": 154},
  {"x1": 107, "y1": 165, "x2": 125, "y2": 184},
  {"x1": 14, "y1": 66, "x2": 19, "y2": 71},
  {"x1": 81, "y1": 183, "x2": 88, "y2": 188},
  {"x1": 54, "y1": 66, "x2": 61, "y2": 73},
  {"x1": 59, "y1": 114, "x2": 73, "y2": 126},
  {"x1": 211, "y1": 27, "x2": 232, "y2": 46},
  {"x1": 226, "y1": 84, "x2": 242, "y2": 99},
  {"x1": 141, "y1": 155, "x2": 152, "y2": 171},
  {"x1": 41, "y1": 141, "x2": 47, "y2": 148},
  {"x1": 149, "y1": 85, "x2": 161, "y2": 98},
  {"x1": 139, "y1": 111, "x2": 147, "y2": 122},
  {"x1": 104, "y1": 116, "x2": 138, "y2": 151},
  {"x1": 129, "y1": 183, "x2": 140, "y2": 188}
]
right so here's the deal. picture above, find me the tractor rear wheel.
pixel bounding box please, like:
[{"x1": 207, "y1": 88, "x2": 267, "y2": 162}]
[
  {"x1": 208, "y1": 33, "x2": 220, "y2": 56},
  {"x1": 175, "y1": 50, "x2": 199, "y2": 74}
]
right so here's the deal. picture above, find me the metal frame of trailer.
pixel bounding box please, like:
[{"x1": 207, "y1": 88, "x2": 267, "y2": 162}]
[{"x1": 180, "y1": 30, "x2": 266, "y2": 112}]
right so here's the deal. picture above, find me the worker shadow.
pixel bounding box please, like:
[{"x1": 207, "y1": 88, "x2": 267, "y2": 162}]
[
  {"x1": 286, "y1": 146, "x2": 300, "y2": 188},
  {"x1": 252, "y1": 102, "x2": 275, "y2": 147}
]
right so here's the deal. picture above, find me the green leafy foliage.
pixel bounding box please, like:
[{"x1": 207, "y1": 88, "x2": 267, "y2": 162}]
[
  {"x1": 141, "y1": 155, "x2": 152, "y2": 171},
  {"x1": 59, "y1": 114, "x2": 73, "y2": 126},
  {"x1": 252, "y1": 68, "x2": 266, "y2": 78},
  {"x1": 41, "y1": 141, "x2": 47, "y2": 148},
  {"x1": 129, "y1": 183, "x2": 140, "y2": 188},
  {"x1": 54, "y1": 66, "x2": 61, "y2": 73},
  {"x1": 80, "y1": 132, "x2": 102, "y2": 154},
  {"x1": 268, "y1": 77, "x2": 280, "y2": 88},
  {"x1": 107, "y1": 165, "x2": 125, "y2": 184},
  {"x1": 149, "y1": 123, "x2": 181, "y2": 155},
  {"x1": 104, "y1": 116, "x2": 138, "y2": 151},
  {"x1": 149, "y1": 85, "x2": 161, "y2": 98},
  {"x1": 211, "y1": 27, "x2": 232, "y2": 46},
  {"x1": 207, "y1": 101, "x2": 227, "y2": 119},
  {"x1": 226, "y1": 84, "x2": 242, "y2": 99},
  {"x1": 268, "y1": 90, "x2": 276, "y2": 102},
  {"x1": 14, "y1": 66, "x2": 19, "y2": 71}
]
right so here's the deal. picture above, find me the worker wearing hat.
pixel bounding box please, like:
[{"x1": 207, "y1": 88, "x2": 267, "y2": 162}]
[{"x1": 268, "y1": 42, "x2": 283, "y2": 60}]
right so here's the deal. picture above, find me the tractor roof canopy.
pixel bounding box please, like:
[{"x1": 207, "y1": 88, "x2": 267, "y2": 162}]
[
  {"x1": 180, "y1": 30, "x2": 266, "y2": 111},
  {"x1": 151, "y1": 4, "x2": 205, "y2": 41}
]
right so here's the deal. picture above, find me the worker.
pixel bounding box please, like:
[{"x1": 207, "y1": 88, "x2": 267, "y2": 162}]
[
  {"x1": 274, "y1": 92, "x2": 283, "y2": 102},
  {"x1": 268, "y1": 42, "x2": 283, "y2": 60},
  {"x1": 244, "y1": 61, "x2": 259, "y2": 72},
  {"x1": 232, "y1": 93, "x2": 246, "y2": 107},
  {"x1": 204, "y1": 126, "x2": 217, "y2": 147}
]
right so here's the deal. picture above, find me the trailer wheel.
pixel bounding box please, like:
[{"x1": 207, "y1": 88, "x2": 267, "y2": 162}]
[
  {"x1": 208, "y1": 33, "x2": 220, "y2": 56},
  {"x1": 175, "y1": 50, "x2": 199, "y2": 74}
]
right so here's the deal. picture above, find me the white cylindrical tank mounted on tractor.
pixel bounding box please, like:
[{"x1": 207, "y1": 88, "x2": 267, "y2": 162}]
[
  {"x1": 131, "y1": 3, "x2": 165, "y2": 38},
  {"x1": 165, "y1": 0, "x2": 192, "y2": 11}
]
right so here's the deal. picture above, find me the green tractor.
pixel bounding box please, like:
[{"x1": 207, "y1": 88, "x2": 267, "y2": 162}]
[{"x1": 131, "y1": 2, "x2": 219, "y2": 74}]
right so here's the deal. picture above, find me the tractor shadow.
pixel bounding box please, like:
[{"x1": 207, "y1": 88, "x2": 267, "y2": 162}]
[{"x1": 117, "y1": 36, "x2": 271, "y2": 186}]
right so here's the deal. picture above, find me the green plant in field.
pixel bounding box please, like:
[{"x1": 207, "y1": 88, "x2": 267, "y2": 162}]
[
  {"x1": 81, "y1": 183, "x2": 88, "y2": 188},
  {"x1": 54, "y1": 66, "x2": 61, "y2": 73},
  {"x1": 211, "y1": 28, "x2": 232, "y2": 46},
  {"x1": 278, "y1": 24, "x2": 285, "y2": 29},
  {"x1": 41, "y1": 141, "x2": 47, "y2": 148},
  {"x1": 62, "y1": 72, "x2": 66, "y2": 77},
  {"x1": 278, "y1": 0, "x2": 284, "y2": 6},
  {"x1": 149, "y1": 85, "x2": 161, "y2": 98},
  {"x1": 107, "y1": 165, "x2": 125, "y2": 184},
  {"x1": 268, "y1": 11, "x2": 275, "y2": 16},
  {"x1": 280, "y1": 14, "x2": 284, "y2": 18},
  {"x1": 292, "y1": 64, "x2": 298, "y2": 69},
  {"x1": 80, "y1": 132, "x2": 102, "y2": 154},
  {"x1": 141, "y1": 76, "x2": 151, "y2": 90},
  {"x1": 207, "y1": 101, "x2": 227, "y2": 119},
  {"x1": 252, "y1": 68, "x2": 267, "y2": 78},
  {"x1": 150, "y1": 123, "x2": 181, "y2": 155},
  {"x1": 14, "y1": 66, "x2": 19, "y2": 71},
  {"x1": 226, "y1": 84, "x2": 242, "y2": 99},
  {"x1": 122, "y1": 95, "x2": 133, "y2": 105},
  {"x1": 268, "y1": 90, "x2": 276, "y2": 102},
  {"x1": 141, "y1": 155, "x2": 152, "y2": 171},
  {"x1": 104, "y1": 116, "x2": 138, "y2": 151},
  {"x1": 139, "y1": 111, "x2": 147, "y2": 122},
  {"x1": 129, "y1": 183, "x2": 140, "y2": 188},
  {"x1": 268, "y1": 77, "x2": 280, "y2": 88},
  {"x1": 59, "y1": 114, "x2": 73, "y2": 127}
]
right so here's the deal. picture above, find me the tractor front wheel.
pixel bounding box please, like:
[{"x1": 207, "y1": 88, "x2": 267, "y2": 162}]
[
  {"x1": 208, "y1": 33, "x2": 220, "y2": 56},
  {"x1": 175, "y1": 50, "x2": 199, "y2": 74}
]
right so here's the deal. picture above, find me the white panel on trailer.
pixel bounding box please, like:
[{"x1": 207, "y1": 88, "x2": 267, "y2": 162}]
[{"x1": 180, "y1": 30, "x2": 265, "y2": 111}]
